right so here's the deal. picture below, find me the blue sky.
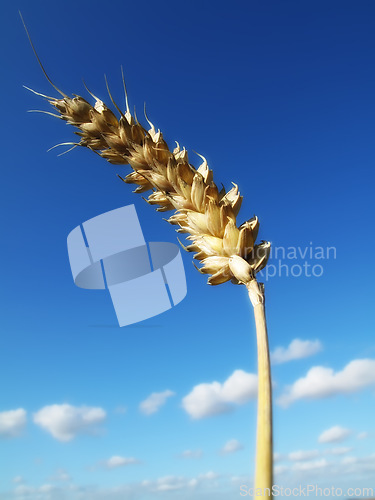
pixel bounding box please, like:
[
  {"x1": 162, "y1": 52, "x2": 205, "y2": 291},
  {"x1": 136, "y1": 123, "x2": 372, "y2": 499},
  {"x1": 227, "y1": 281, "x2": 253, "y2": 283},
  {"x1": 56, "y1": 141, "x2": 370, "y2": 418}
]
[{"x1": 1, "y1": 0, "x2": 375, "y2": 498}]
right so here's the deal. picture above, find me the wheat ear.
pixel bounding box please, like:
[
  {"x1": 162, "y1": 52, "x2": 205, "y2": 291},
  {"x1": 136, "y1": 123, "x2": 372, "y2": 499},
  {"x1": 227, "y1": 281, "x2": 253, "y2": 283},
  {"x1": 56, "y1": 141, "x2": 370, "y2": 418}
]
[
  {"x1": 23, "y1": 17, "x2": 273, "y2": 490},
  {"x1": 38, "y1": 89, "x2": 271, "y2": 286}
]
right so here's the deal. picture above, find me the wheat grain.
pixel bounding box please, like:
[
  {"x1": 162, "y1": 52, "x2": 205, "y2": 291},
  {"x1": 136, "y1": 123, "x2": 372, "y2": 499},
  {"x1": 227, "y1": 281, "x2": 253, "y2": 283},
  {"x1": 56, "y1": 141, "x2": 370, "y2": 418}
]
[{"x1": 30, "y1": 81, "x2": 270, "y2": 286}]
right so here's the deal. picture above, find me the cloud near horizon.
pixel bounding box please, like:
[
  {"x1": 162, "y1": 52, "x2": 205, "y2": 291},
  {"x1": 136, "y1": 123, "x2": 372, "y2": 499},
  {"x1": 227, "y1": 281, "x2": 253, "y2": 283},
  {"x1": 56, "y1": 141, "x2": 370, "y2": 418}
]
[
  {"x1": 33, "y1": 404, "x2": 106, "y2": 442},
  {"x1": 0, "y1": 408, "x2": 27, "y2": 438},
  {"x1": 105, "y1": 456, "x2": 141, "y2": 469},
  {"x1": 182, "y1": 369, "x2": 257, "y2": 419},
  {"x1": 288, "y1": 449, "x2": 319, "y2": 461},
  {"x1": 277, "y1": 358, "x2": 375, "y2": 407},
  {"x1": 219, "y1": 439, "x2": 244, "y2": 455},
  {"x1": 139, "y1": 390, "x2": 175, "y2": 415},
  {"x1": 318, "y1": 426, "x2": 351, "y2": 444},
  {"x1": 271, "y1": 339, "x2": 322, "y2": 364},
  {"x1": 179, "y1": 449, "x2": 203, "y2": 459}
]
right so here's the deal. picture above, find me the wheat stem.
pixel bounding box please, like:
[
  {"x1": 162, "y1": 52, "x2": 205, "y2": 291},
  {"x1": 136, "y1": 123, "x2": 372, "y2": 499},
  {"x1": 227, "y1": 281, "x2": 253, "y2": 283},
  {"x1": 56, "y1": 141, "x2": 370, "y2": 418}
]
[{"x1": 247, "y1": 280, "x2": 273, "y2": 495}]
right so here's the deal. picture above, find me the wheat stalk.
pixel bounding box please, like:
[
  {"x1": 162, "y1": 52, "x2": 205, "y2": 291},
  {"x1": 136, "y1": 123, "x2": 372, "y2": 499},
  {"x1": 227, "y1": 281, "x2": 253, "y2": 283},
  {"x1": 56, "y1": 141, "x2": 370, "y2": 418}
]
[{"x1": 23, "y1": 14, "x2": 273, "y2": 493}]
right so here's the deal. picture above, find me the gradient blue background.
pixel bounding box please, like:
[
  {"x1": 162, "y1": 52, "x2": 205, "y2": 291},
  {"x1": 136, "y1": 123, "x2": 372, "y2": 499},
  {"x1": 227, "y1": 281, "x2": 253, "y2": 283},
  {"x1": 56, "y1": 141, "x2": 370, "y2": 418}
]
[{"x1": 1, "y1": 1, "x2": 375, "y2": 498}]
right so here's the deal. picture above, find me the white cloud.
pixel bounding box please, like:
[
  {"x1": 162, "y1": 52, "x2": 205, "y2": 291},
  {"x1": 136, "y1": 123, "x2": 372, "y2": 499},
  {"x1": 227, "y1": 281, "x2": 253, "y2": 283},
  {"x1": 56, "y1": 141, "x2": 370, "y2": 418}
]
[
  {"x1": 271, "y1": 339, "x2": 322, "y2": 364},
  {"x1": 142, "y1": 471, "x2": 221, "y2": 493},
  {"x1": 49, "y1": 469, "x2": 71, "y2": 482},
  {"x1": 0, "y1": 408, "x2": 26, "y2": 438},
  {"x1": 12, "y1": 459, "x2": 375, "y2": 500},
  {"x1": 199, "y1": 471, "x2": 220, "y2": 480},
  {"x1": 182, "y1": 370, "x2": 257, "y2": 419},
  {"x1": 357, "y1": 431, "x2": 369, "y2": 440},
  {"x1": 149, "y1": 472, "x2": 219, "y2": 492},
  {"x1": 220, "y1": 370, "x2": 258, "y2": 403},
  {"x1": 182, "y1": 382, "x2": 230, "y2": 419},
  {"x1": 293, "y1": 458, "x2": 328, "y2": 471},
  {"x1": 340, "y1": 453, "x2": 375, "y2": 471},
  {"x1": 153, "y1": 476, "x2": 188, "y2": 492},
  {"x1": 33, "y1": 404, "x2": 106, "y2": 442},
  {"x1": 272, "y1": 458, "x2": 330, "y2": 477},
  {"x1": 288, "y1": 449, "x2": 319, "y2": 461},
  {"x1": 328, "y1": 447, "x2": 353, "y2": 455},
  {"x1": 179, "y1": 449, "x2": 203, "y2": 459},
  {"x1": 105, "y1": 456, "x2": 141, "y2": 469},
  {"x1": 113, "y1": 406, "x2": 127, "y2": 415},
  {"x1": 277, "y1": 358, "x2": 375, "y2": 407},
  {"x1": 139, "y1": 390, "x2": 175, "y2": 415},
  {"x1": 318, "y1": 426, "x2": 351, "y2": 443},
  {"x1": 272, "y1": 452, "x2": 375, "y2": 485},
  {"x1": 14, "y1": 484, "x2": 36, "y2": 496},
  {"x1": 220, "y1": 439, "x2": 244, "y2": 455},
  {"x1": 14, "y1": 484, "x2": 58, "y2": 496},
  {"x1": 189, "y1": 478, "x2": 198, "y2": 488},
  {"x1": 39, "y1": 484, "x2": 55, "y2": 493},
  {"x1": 12, "y1": 475, "x2": 24, "y2": 484},
  {"x1": 230, "y1": 475, "x2": 251, "y2": 484},
  {"x1": 274, "y1": 464, "x2": 289, "y2": 475}
]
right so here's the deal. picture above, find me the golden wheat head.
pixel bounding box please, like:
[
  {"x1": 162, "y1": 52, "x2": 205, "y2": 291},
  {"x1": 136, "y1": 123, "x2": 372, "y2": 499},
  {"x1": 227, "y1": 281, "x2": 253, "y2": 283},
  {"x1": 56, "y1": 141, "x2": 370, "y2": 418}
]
[{"x1": 23, "y1": 17, "x2": 270, "y2": 287}]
